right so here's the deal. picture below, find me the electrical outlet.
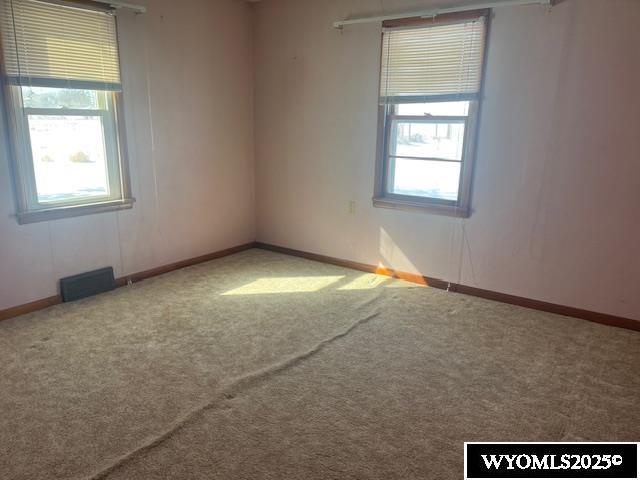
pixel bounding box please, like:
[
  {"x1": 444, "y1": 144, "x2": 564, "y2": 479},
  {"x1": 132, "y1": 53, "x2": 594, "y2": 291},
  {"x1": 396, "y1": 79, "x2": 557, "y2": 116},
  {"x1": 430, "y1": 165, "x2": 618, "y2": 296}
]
[{"x1": 348, "y1": 200, "x2": 356, "y2": 214}]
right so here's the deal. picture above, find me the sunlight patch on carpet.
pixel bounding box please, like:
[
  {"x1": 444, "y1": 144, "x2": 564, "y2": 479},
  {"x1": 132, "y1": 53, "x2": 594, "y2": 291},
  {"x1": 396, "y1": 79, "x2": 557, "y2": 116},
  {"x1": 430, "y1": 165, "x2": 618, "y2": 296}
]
[{"x1": 221, "y1": 276, "x2": 344, "y2": 295}]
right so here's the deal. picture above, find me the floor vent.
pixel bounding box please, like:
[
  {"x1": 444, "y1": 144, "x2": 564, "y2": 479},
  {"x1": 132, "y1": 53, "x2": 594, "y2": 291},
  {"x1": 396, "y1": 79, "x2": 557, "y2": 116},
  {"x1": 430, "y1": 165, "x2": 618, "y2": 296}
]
[{"x1": 60, "y1": 267, "x2": 116, "y2": 302}]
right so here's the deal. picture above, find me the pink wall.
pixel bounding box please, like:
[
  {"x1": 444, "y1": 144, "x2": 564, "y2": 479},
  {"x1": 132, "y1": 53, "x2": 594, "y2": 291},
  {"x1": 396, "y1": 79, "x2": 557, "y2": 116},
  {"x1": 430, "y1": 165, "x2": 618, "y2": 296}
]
[
  {"x1": 0, "y1": 0, "x2": 255, "y2": 310},
  {"x1": 253, "y1": 0, "x2": 640, "y2": 321},
  {"x1": 2, "y1": 0, "x2": 639, "y2": 322}
]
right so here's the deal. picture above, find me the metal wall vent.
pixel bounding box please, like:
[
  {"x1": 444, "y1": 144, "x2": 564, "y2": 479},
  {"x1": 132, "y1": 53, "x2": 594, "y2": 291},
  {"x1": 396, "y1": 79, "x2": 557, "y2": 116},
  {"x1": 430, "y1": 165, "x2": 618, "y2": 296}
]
[{"x1": 60, "y1": 267, "x2": 116, "y2": 302}]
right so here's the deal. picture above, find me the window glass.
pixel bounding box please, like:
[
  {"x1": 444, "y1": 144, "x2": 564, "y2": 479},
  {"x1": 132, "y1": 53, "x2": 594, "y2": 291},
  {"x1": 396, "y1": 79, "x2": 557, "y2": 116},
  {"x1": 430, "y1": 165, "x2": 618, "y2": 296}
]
[
  {"x1": 21, "y1": 86, "x2": 102, "y2": 110},
  {"x1": 391, "y1": 120, "x2": 466, "y2": 160},
  {"x1": 396, "y1": 101, "x2": 470, "y2": 117},
  {"x1": 390, "y1": 158, "x2": 460, "y2": 201},
  {"x1": 27, "y1": 114, "x2": 110, "y2": 203}
]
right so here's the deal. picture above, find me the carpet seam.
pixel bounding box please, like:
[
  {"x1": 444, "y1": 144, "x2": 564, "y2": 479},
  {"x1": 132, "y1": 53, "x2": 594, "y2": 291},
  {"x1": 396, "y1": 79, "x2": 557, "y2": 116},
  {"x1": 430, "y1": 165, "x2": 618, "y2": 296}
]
[{"x1": 82, "y1": 307, "x2": 382, "y2": 480}]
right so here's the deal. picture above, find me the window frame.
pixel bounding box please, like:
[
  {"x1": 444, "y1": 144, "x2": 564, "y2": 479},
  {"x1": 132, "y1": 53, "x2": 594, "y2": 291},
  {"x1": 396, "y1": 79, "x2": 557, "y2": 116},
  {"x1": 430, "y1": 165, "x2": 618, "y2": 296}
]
[
  {"x1": 3, "y1": 84, "x2": 134, "y2": 224},
  {"x1": 373, "y1": 11, "x2": 490, "y2": 218},
  {"x1": 0, "y1": 2, "x2": 133, "y2": 225}
]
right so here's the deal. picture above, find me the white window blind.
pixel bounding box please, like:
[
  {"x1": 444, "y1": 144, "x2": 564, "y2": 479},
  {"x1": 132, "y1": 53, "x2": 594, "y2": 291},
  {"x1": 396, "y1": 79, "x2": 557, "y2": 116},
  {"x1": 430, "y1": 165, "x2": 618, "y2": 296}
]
[
  {"x1": 380, "y1": 16, "x2": 486, "y2": 102},
  {"x1": 0, "y1": 0, "x2": 121, "y2": 90}
]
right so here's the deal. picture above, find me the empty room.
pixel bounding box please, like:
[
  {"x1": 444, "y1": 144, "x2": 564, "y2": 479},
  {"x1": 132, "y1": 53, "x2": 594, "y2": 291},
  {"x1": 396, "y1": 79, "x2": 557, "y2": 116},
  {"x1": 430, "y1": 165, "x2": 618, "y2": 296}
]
[{"x1": 0, "y1": 0, "x2": 639, "y2": 479}]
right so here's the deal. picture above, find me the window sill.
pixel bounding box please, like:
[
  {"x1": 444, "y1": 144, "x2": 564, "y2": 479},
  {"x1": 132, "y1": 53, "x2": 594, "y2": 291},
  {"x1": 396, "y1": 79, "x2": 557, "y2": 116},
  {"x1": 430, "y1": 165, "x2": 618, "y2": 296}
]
[
  {"x1": 372, "y1": 196, "x2": 470, "y2": 218},
  {"x1": 16, "y1": 198, "x2": 135, "y2": 225}
]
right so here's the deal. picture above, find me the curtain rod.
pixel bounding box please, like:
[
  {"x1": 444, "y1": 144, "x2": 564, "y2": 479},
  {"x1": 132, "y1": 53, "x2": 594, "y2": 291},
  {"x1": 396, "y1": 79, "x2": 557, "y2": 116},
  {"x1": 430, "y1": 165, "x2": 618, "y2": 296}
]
[
  {"x1": 333, "y1": 0, "x2": 552, "y2": 28},
  {"x1": 90, "y1": 0, "x2": 146, "y2": 14}
]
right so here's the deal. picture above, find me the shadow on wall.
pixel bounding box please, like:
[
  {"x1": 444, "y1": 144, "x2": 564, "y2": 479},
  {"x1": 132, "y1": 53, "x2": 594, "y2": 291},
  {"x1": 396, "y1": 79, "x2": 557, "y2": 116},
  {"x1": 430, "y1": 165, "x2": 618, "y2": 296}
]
[{"x1": 375, "y1": 225, "x2": 446, "y2": 285}]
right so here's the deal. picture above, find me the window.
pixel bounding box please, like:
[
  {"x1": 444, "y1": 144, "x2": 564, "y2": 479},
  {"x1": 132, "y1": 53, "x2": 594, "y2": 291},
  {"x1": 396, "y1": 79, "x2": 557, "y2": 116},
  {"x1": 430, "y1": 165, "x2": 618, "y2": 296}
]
[
  {"x1": 0, "y1": 0, "x2": 132, "y2": 224},
  {"x1": 374, "y1": 12, "x2": 488, "y2": 216}
]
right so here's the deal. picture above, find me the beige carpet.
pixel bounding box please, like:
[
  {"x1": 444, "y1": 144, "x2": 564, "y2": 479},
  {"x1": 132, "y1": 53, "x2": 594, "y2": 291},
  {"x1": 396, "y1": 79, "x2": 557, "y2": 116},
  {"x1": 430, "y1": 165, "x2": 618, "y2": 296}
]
[{"x1": 0, "y1": 248, "x2": 638, "y2": 480}]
